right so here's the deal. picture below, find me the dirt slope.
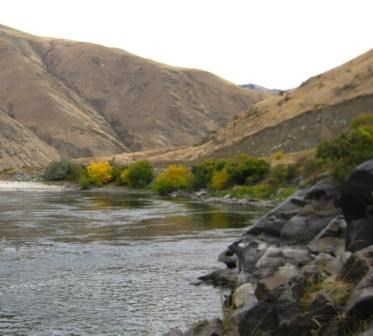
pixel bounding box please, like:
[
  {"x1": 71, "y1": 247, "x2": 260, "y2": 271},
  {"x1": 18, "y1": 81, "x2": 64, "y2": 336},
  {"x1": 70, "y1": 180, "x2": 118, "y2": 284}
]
[
  {"x1": 0, "y1": 111, "x2": 59, "y2": 170},
  {"x1": 0, "y1": 24, "x2": 265, "y2": 168}
]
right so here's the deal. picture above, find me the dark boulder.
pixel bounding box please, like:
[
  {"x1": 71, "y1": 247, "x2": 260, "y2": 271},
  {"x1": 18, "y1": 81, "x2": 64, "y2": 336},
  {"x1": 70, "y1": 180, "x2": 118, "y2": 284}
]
[
  {"x1": 346, "y1": 214, "x2": 373, "y2": 252},
  {"x1": 337, "y1": 160, "x2": 373, "y2": 252},
  {"x1": 239, "y1": 287, "x2": 313, "y2": 336},
  {"x1": 345, "y1": 272, "x2": 373, "y2": 322},
  {"x1": 198, "y1": 268, "x2": 238, "y2": 288},
  {"x1": 340, "y1": 246, "x2": 373, "y2": 283},
  {"x1": 306, "y1": 293, "x2": 337, "y2": 325},
  {"x1": 338, "y1": 160, "x2": 373, "y2": 223}
]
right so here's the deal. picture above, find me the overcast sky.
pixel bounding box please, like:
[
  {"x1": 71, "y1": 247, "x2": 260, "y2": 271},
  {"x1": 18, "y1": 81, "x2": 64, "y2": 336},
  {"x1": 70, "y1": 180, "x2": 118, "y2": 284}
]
[{"x1": 0, "y1": 0, "x2": 372, "y2": 89}]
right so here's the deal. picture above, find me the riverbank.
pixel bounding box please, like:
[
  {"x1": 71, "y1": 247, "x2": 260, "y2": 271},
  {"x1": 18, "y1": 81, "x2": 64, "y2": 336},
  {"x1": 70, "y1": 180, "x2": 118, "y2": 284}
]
[{"x1": 167, "y1": 160, "x2": 373, "y2": 336}]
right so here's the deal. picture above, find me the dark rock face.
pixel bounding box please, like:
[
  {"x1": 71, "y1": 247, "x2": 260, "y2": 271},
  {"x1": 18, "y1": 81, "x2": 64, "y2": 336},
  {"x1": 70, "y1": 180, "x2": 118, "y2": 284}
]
[{"x1": 338, "y1": 160, "x2": 373, "y2": 252}]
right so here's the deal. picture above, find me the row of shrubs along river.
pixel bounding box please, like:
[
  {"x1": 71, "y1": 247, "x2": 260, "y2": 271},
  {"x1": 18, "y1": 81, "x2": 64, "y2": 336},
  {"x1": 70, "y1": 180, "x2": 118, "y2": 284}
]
[{"x1": 43, "y1": 113, "x2": 373, "y2": 201}]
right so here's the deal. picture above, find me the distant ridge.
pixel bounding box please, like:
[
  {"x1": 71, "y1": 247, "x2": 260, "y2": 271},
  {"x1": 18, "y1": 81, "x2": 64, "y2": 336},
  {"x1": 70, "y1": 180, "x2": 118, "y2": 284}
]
[{"x1": 240, "y1": 83, "x2": 281, "y2": 95}]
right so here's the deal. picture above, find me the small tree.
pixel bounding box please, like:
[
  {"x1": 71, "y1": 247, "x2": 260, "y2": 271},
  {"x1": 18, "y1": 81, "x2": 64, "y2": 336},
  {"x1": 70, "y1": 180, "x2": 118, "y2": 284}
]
[
  {"x1": 126, "y1": 161, "x2": 154, "y2": 188},
  {"x1": 153, "y1": 164, "x2": 194, "y2": 195}
]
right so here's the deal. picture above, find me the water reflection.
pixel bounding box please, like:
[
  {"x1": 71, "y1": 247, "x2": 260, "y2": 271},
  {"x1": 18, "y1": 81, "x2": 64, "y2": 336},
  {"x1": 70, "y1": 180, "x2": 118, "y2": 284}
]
[{"x1": 0, "y1": 191, "x2": 263, "y2": 243}]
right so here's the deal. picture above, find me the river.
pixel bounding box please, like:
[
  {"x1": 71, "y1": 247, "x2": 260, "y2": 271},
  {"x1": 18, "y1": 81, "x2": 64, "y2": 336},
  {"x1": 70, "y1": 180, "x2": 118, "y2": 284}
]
[{"x1": 0, "y1": 188, "x2": 262, "y2": 335}]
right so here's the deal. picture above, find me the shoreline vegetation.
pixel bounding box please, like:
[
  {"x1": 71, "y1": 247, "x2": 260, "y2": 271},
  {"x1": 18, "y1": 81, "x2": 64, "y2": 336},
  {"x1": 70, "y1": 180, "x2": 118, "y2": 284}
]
[{"x1": 2, "y1": 113, "x2": 369, "y2": 204}]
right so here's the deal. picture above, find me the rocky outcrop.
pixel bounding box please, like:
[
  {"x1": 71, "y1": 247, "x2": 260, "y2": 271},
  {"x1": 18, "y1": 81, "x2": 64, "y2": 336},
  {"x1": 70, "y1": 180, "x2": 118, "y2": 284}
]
[{"x1": 170, "y1": 160, "x2": 373, "y2": 336}]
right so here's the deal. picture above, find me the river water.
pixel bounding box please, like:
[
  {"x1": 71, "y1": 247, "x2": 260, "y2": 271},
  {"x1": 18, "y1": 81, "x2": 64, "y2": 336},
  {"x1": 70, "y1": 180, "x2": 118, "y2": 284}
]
[{"x1": 0, "y1": 189, "x2": 262, "y2": 335}]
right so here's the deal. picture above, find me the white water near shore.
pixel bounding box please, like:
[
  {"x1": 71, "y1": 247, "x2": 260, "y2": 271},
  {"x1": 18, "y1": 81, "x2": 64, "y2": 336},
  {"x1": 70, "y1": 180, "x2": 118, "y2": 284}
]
[{"x1": 0, "y1": 181, "x2": 65, "y2": 191}]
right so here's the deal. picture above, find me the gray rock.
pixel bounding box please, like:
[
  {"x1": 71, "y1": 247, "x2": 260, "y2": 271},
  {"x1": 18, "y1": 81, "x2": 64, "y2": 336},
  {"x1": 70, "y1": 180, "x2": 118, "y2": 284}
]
[
  {"x1": 228, "y1": 239, "x2": 265, "y2": 276},
  {"x1": 163, "y1": 329, "x2": 184, "y2": 336},
  {"x1": 198, "y1": 268, "x2": 238, "y2": 288},
  {"x1": 218, "y1": 248, "x2": 237, "y2": 269},
  {"x1": 281, "y1": 214, "x2": 337, "y2": 243},
  {"x1": 318, "y1": 319, "x2": 340, "y2": 336},
  {"x1": 255, "y1": 246, "x2": 311, "y2": 278},
  {"x1": 308, "y1": 237, "x2": 345, "y2": 256},
  {"x1": 239, "y1": 287, "x2": 313, "y2": 336},
  {"x1": 232, "y1": 283, "x2": 256, "y2": 309},
  {"x1": 307, "y1": 216, "x2": 347, "y2": 255},
  {"x1": 340, "y1": 245, "x2": 373, "y2": 283},
  {"x1": 306, "y1": 293, "x2": 337, "y2": 324},
  {"x1": 346, "y1": 216, "x2": 373, "y2": 252},
  {"x1": 184, "y1": 319, "x2": 223, "y2": 336},
  {"x1": 345, "y1": 272, "x2": 373, "y2": 321},
  {"x1": 247, "y1": 188, "x2": 310, "y2": 237},
  {"x1": 310, "y1": 253, "x2": 344, "y2": 276},
  {"x1": 255, "y1": 274, "x2": 290, "y2": 300}
]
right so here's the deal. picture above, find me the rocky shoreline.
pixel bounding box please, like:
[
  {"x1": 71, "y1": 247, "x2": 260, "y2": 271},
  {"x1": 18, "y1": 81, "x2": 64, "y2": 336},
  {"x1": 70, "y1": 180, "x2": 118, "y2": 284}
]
[{"x1": 166, "y1": 160, "x2": 373, "y2": 336}]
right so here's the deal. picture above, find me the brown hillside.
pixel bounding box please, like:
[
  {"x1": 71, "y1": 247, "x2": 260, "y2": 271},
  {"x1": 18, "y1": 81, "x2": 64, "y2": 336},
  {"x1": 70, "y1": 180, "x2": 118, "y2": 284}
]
[
  {"x1": 0, "y1": 24, "x2": 265, "y2": 168},
  {"x1": 0, "y1": 111, "x2": 59, "y2": 170},
  {"x1": 93, "y1": 49, "x2": 373, "y2": 166}
]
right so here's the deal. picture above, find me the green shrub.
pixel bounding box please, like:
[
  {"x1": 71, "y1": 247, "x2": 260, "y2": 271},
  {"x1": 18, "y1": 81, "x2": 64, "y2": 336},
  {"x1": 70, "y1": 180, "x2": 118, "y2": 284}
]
[
  {"x1": 43, "y1": 158, "x2": 81, "y2": 181},
  {"x1": 79, "y1": 172, "x2": 90, "y2": 190},
  {"x1": 191, "y1": 159, "x2": 226, "y2": 189},
  {"x1": 118, "y1": 168, "x2": 129, "y2": 186},
  {"x1": 316, "y1": 114, "x2": 373, "y2": 182},
  {"x1": 86, "y1": 161, "x2": 113, "y2": 186},
  {"x1": 126, "y1": 161, "x2": 154, "y2": 188},
  {"x1": 153, "y1": 164, "x2": 194, "y2": 195},
  {"x1": 225, "y1": 154, "x2": 270, "y2": 185},
  {"x1": 269, "y1": 164, "x2": 299, "y2": 186}
]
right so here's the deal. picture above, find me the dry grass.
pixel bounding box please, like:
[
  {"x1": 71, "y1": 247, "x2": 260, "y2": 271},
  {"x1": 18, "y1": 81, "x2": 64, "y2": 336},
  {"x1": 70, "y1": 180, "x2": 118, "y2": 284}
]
[{"x1": 300, "y1": 277, "x2": 354, "y2": 312}]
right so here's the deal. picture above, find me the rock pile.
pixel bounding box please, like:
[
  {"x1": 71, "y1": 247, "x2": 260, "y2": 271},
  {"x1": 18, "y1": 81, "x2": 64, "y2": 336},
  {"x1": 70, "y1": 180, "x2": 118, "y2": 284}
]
[{"x1": 166, "y1": 160, "x2": 373, "y2": 336}]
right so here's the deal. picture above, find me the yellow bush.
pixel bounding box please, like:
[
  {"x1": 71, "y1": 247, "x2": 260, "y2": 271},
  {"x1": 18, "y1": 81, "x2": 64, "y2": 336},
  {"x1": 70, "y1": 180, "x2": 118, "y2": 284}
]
[
  {"x1": 210, "y1": 169, "x2": 230, "y2": 190},
  {"x1": 271, "y1": 150, "x2": 284, "y2": 161},
  {"x1": 153, "y1": 164, "x2": 193, "y2": 195},
  {"x1": 119, "y1": 168, "x2": 129, "y2": 185},
  {"x1": 87, "y1": 161, "x2": 113, "y2": 185}
]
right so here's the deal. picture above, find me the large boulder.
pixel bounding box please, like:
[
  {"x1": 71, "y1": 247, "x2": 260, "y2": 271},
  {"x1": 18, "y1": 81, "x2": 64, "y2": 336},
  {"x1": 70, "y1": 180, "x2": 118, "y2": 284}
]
[
  {"x1": 346, "y1": 215, "x2": 373, "y2": 252},
  {"x1": 338, "y1": 160, "x2": 373, "y2": 223},
  {"x1": 247, "y1": 180, "x2": 339, "y2": 244},
  {"x1": 307, "y1": 216, "x2": 347, "y2": 256},
  {"x1": 232, "y1": 283, "x2": 256, "y2": 309},
  {"x1": 345, "y1": 272, "x2": 373, "y2": 330},
  {"x1": 254, "y1": 246, "x2": 311, "y2": 278},
  {"x1": 338, "y1": 160, "x2": 373, "y2": 252},
  {"x1": 239, "y1": 287, "x2": 313, "y2": 336}
]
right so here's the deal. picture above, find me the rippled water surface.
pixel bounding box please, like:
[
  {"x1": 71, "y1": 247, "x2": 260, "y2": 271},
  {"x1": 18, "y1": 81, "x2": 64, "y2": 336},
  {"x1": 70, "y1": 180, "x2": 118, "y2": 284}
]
[{"x1": 0, "y1": 189, "x2": 262, "y2": 335}]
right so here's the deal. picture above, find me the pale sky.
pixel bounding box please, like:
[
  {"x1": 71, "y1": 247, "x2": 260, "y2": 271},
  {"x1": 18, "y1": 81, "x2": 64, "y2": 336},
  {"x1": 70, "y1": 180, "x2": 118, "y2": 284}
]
[{"x1": 0, "y1": 0, "x2": 372, "y2": 89}]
